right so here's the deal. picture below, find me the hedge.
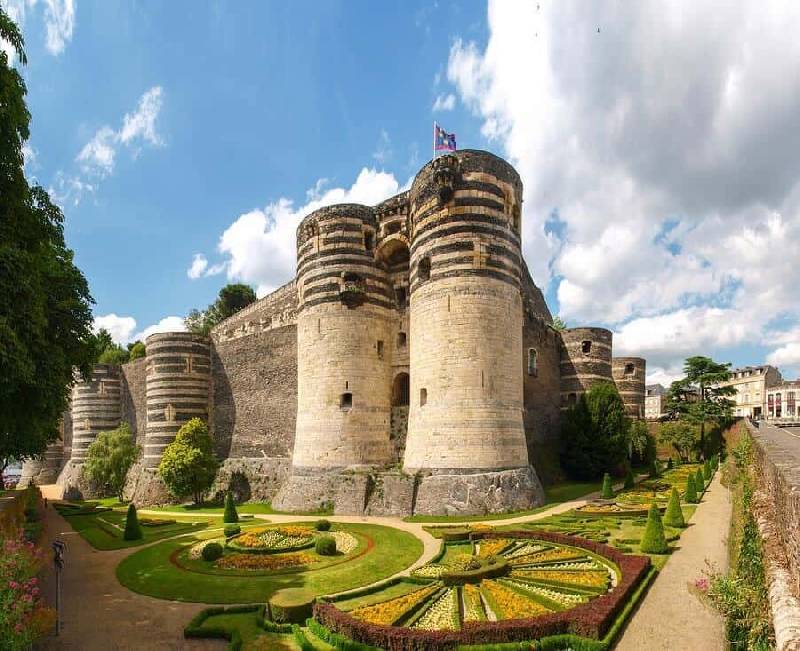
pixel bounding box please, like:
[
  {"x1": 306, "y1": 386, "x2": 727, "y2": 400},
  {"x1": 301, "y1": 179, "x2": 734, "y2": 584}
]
[
  {"x1": 313, "y1": 530, "x2": 651, "y2": 651},
  {"x1": 269, "y1": 588, "x2": 315, "y2": 624},
  {"x1": 184, "y1": 604, "x2": 265, "y2": 651}
]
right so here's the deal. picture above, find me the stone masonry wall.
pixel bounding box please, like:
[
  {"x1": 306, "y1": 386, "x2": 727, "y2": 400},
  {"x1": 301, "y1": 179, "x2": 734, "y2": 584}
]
[
  {"x1": 120, "y1": 357, "x2": 147, "y2": 447},
  {"x1": 211, "y1": 324, "x2": 298, "y2": 459}
]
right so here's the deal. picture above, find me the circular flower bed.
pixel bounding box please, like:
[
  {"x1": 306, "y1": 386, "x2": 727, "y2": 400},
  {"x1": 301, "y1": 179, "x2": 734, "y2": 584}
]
[
  {"x1": 227, "y1": 526, "x2": 315, "y2": 554},
  {"x1": 315, "y1": 531, "x2": 652, "y2": 650}
]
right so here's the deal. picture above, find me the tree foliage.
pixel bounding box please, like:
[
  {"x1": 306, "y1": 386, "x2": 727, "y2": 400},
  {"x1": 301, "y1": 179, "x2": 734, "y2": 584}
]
[
  {"x1": 158, "y1": 418, "x2": 218, "y2": 504},
  {"x1": 185, "y1": 283, "x2": 257, "y2": 335},
  {"x1": 128, "y1": 341, "x2": 146, "y2": 361},
  {"x1": 0, "y1": 8, "x2": 95, "y2": 473},
  {"x1": 551, "y1": 315, "x2": 567, "y2": 331},
  {"x1": 560, "y1": 382, "x2": 630, "y2": 480},
  {"x1": 82, "y1": 423, "x2": 140, "y2": 500},
  {"x1": 666, "y1": 356, "x2": 735, "y2": 455},
  {"x1": 658, "y1": 420, "x2": 698, "y2": 462}
]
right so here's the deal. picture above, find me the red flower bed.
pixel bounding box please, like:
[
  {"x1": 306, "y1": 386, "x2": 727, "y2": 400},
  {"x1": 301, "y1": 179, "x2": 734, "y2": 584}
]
[{"x1": 313, "y1": 530, "x2": 650, "y2": 651}]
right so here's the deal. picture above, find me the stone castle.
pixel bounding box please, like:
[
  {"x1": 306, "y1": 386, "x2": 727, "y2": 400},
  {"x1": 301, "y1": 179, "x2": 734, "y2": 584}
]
[{"x1": 21, "y1": 150, "x2": 646, "y2": 515}]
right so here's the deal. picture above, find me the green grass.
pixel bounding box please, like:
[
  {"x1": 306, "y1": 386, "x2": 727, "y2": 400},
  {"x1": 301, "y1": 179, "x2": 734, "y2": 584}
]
[{"x1": 117, "y1": 522, "x2": 423, "y2": 603}]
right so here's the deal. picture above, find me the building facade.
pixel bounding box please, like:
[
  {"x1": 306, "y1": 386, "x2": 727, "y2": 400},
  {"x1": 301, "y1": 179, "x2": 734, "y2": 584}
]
[
  {"x1": 720, "y1": 365, "x2": 783, "y2": 418},
  {"x1": 766, "y1": 381, "x2": 800, "y2": 420},
  {"x1": 35, "y1": 150, "x2": 648, "y2": 515},
  {"x1": 645, "y1": 384, "x2": 667, "y2": 420}
]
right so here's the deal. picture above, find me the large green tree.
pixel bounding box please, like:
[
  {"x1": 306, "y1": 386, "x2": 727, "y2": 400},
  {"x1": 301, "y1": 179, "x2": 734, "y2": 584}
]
[
  {"x1": 83, "y1": 423, "x2": 141, "y2": 500},
  {"x1": 560, "y1": 382, "x2": 630, "y2": 480},
  {"x1": 0, "y1": 9, "x2": 95, "y2": 474},
  {"x1": 158, "y1": 418, "x2": 218, "y2": 504},
  {"x1": 185, "y1": 283, "x2": 256, "y2": 336},
  {"x1": 665, "y1": 356, "x2": 735, "y2": 455}
]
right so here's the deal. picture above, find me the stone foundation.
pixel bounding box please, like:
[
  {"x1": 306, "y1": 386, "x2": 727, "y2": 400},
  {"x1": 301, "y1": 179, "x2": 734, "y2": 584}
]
[
  {"x1": 412, "y1": 466, "x2": 544, "y2": 516},
  {"x1": 55, "y1": 460, "x2": 101, "y2": 500},
  {"x1": 273, "y1": 466, "x2": 543, "y2": 516},
  {"x1": 208, "y1": 457, "x2": 290, "y2": 503},
  {"x1": 124, "y1": 463, "x2": 176, "y2": 505}
]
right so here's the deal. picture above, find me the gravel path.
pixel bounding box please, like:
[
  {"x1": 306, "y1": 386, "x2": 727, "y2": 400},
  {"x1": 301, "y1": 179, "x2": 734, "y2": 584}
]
[{"x1": 615, "y1": 472, "x2": 730, "y2": 651}]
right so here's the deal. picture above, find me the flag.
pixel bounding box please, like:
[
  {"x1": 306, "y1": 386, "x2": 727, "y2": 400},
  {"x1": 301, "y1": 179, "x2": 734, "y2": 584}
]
[{"x1": 434, "y1": 123, "x2": 457, "y2": 153}]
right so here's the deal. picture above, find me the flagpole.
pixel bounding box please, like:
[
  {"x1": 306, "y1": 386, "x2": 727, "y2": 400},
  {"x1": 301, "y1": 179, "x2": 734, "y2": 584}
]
[{"x1": 433, "y1": 121, "x2": 437, "y2": 160}]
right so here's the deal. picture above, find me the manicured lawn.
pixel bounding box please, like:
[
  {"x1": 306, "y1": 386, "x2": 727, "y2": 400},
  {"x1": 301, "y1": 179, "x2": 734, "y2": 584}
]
[{"x1": 117, "y1": 522, "x2": 423, "y2": 603}]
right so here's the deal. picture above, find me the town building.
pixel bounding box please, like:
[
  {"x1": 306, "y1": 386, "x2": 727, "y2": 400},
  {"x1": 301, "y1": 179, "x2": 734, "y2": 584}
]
[
  {"x1": 720, "y1": 365, "x2": 783, "y2": 418},
  {"x1": 644, "y1": 384, "x2": 667, "y2": 420}
]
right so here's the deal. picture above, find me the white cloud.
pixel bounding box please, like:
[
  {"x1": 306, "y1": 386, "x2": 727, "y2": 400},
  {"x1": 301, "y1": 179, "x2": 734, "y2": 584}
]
[
  {"x1": 42, "y1": 0, "x2": 74, "y2": 55},
  {"x1": 133, "y1": 316, "x2": 186, "y2": 342},
  {"x1": 187, "y1": 253, "x2": 208, "y2": 279},
  {"x1": 76, "y1": 125, "x2": 117, "y2": 177},
  {"x1": 432, "y1": 93, "x2": 456, "y2": 112},
  {"x1": 767, "y1": 343, "x2": 800, "y2": 369},
  {"x1": 372, "y1": 130, "x2": 392, "y2": 165},
  {"x1": 119, "y1": 86, "x2": 164, "y2": 147},
  {"x1": 200, "y1": 168, "x2": 401, "y2": 297},
  {"x1": 445, "y1": 0, "x2": 800, "y2": 376},
  {"x1": 48, "y1": 171, "x2": 95, "y2": 206},
  {"x1": 93, "y1": 313, "x2": 136, "y2": 346}
]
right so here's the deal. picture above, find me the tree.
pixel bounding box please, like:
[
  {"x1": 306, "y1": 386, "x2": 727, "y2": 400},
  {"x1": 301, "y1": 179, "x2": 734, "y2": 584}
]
[
  {"x1": 551, "y1": 316, "x2": 567, "y2": 331},
  {"x1": 623, "y1": 467, "x2": 635, "y2": 490},
  {"x1": 640, "y1": 503, "x2": 668, "y2": 554},
  {"x1": 158, "y1": 418, "x2": 218, "y2": 504},
  {"x1": 663, "y1": 488, "x2": 685, "y2": 528},
  {"x1": 123, "y1": 504, "x2": 142, "y2": 541},
  {"x1": 82, "y1": 423, "x2": 140, "y2": 501},
  {"x1": 98, "y1": 345, "x2": 129, "y2": 365},
  {"x1": 185, "y1": 283, "x2": 257, "y2": 335},
  {"x1": 0, "y1": 8, "x2": 96, "y2": 474},
  {"x1": 695, "y1": 467, "x2": 705, "y2": 492},
  {"x1": 658, "y1": 421, "x2": 698, "y2": 462},
  {"x1": 128, "y1": 341, "x2": 146, "y2": 360},
  {"x1": 223, "y1": 492, "x2": 239, "y2": 523},
  {"x1": 666, "y1": 356, "x2": 735, "y2": 456},
  {"x1": 560, "y1": 382, "x2": 630, "y2": 480},
  {"x1": 628, "y1": 419, "x2": 655, "y2": 465}
]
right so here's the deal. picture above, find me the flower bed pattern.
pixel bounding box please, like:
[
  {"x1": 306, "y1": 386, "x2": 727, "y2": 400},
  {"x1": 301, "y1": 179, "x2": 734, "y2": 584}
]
[
  {"x1": 316, "y1": 530, "x2": 651, "y2": 651},
  {"x1": 215, "y1": 551, "x2": 316, "y2": 571},
  {"x1": 227, "y1": 526, "x2": 315, "y2": 554}
]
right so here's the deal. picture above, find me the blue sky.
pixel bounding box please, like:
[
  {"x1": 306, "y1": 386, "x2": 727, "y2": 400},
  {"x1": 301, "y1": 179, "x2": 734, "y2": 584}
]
[{"x1": 7, "y1": 1, "x2": 800, "y2": 383}]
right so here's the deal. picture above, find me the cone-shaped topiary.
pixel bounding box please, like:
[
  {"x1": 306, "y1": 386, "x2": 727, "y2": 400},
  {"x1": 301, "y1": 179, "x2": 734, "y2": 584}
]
[
  {"x1": 685, "y1": 473, "x2": 698, "y2": 504},
  {"x1": 223, "y1": 492, "x2": 239, "y2": 524},
  {"x1": 649, "y1": 459, "x2": 660, "y2": 478},
  {"x1": 640, "y1": 503, "x2": 669, "y2": 553},
  {"x1": 123, "y1": 503, "x2": 143, "y2": 541},
  {"x1": 667, "y1": 457, "x2": 674, "y2": 470},
  {"x1": 695, "y1": 467, "x2": 705, "y2": 492},
  {"x1": 600, "y1": 473, "x2": 614, "y2": 499},
  {"x1": 703, "y1": 460, "x2": 712, "y2": 480},
  {"x1": 662, "y1": 487, "x2": 685, "y2": 528},
  {"x1": 623, "y1": 467, "x2": 635, "y2": 490}
]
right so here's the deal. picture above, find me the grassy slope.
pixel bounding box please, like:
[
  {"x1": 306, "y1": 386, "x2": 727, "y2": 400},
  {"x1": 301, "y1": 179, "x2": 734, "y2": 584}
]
[{"x1": 117, "y1": 522, "x2": 423, "y2": 603}]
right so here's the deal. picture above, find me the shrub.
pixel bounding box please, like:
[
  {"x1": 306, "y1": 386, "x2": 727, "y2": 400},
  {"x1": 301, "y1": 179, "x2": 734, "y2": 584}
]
[
  {"x1": 623, "y1": 467, "x2": 635, "y2": 490},
  {"x1": 667, "y1": 457, "x2": 674, "y2": 470},
  {"x1": 640, "y1": 503, "x2": 668, "y2": 554},
  {"x1": 600, "y1": 473, "x2": 614, "y2": 499},
  {"x1": 269, "y1": 588, "x2": 315, "y2": 623},
  {"x1": 648, "y1": 459, "x2": 660, "y2": 479},
  {"x1": 315, "y1": 519, "x2": 332, "y2": 531},
  {"x1": 224, "y1": 524, "x2": 241, "y2": 538},
  {"x1": 315, "y1": 535, "x2": 337, "y2": 556},
  {"x1": 695, "y1": 468, "x2": 706, "y2": 492},
  {"x1": 685, "y1": 474, "x2": 698, "y2": 503},
  {"x1": 158, "y1": 418, "x2": 218, "y2": 504},
  {"x1": 662, "y1": 488, "x2": 685, "y2": 528},
  {"x1": 202, "y1": 542, "x2": 223, "y2": 562},
  {"x1": 703, "y1": 460, "x2": 712, "y2": 480},
  {"x1": 123, "y1": 504, "x2": 143, "y2": 541},
  {"x1": 223, "y1": 492, "x2": 239, "y2": 524}
]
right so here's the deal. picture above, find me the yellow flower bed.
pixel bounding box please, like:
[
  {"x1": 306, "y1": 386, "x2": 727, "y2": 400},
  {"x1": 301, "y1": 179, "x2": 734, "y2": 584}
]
[
  {"x1": 462, "y1": 584, "x2": 485, "y2": 622},
  {"x1": 477, "y1": 538, "x2": 512, "y2": 558},
  {"x1": 511, "y1": 569, "x2": 609, "y2": 589},
  {"x1": 510, "y1": 547, "x2": 584, "y2": 565},
  {"x1": 481, "y1": 579, "x2": 550, "y2": 619},
  {"x1": 215, "y1": 551, "x2": 315, "y2": 570},
  {"x1": 352, "y1": 585, "x2": 438, "y2": 625}
]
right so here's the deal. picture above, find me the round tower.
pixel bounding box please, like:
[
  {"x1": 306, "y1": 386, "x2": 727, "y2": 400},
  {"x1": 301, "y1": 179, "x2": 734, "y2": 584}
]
[
  {"x1": 290, "y1": 203, "x2": 395, "y2": 471},
  {"x1": 612, "y1": 357, "x2": 647, "y2": 418},
  {"x1": 559, "y1": 327, "x2": 613, "y2": 407},
  {"x1": 70, "y1": 364, "x2": 122, "y2": 462},
  {"x1": 144, "y1": 332, "x2": 211, "y2": 468},
  {"x1": 403, "y1": 150, "x2": 529, "y2": 472}
]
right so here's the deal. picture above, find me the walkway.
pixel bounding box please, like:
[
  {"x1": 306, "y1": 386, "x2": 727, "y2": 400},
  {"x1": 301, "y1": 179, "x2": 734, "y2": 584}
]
[{"x1": 615, "y1": 472, "x2": 731, "y2": 651}]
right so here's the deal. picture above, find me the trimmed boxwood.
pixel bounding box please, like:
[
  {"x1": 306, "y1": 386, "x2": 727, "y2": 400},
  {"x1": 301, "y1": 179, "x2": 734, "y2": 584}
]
[
  {"x1": 316, "y1": 535, "x2": 337, "y2": 556},
  {"x1": 639, "y1": 504, "x2": 668, "y2": 554},
  {"x1": 223, "y1": 492, "x2": 239, "y2": 524},
  {"x1": 600, "y1": 473, "x2": 614, "y2": 499},
  {"x1": 685, "y1": 474, "x2": 698, "y2": 504},
  {"x1": 269, "y1": 588, "x2": 315, "y2": 624},
  {"x1": 184, "y1": 604, "x2": 264, "y2": 650},
  {"x1": 224, "y1": 524, "x2": 241, "y2": 538},
  {"x1": 123, "y1": 504, "x2": 143, "y2": 541},
  {"x1": 202, "y1": 542, "x2": 224, "y2": 562},
  {"x1": 662, "y1": 488, "x2": 685, "y2": 528},
  {"x1": 315, "y1": 519, "x2": 332, "y2": 531},
  {"x1": 440, "y1": 557, "x2": 509, "y2": 586}
]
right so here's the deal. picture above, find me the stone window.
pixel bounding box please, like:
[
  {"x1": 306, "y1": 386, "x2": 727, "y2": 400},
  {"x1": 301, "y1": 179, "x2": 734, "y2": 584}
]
[
  {"x1": 377, "y1": 340, "x2": 384, "y2": 359},
  {"x1": 568, "y1": 392, "x2": 577, "y2": 406},
  {"x1": 397, "y1": 332, "x2": 407, "y2": 349},
  {"x1": 364, "y1": 231, "x2": 374, "y2": 251},
  {"x1": 527, "y1": 348, "x2": 538, "y2": 377},
  {"x1": 581, "y1": 340, "x2": 592, "y2": 354},
  {"x1": 386, "y1": 221, "x2": 401, "y2": 235},
  {"x1": 624, "y1": 363, "x2": 635, "y2": 376},
  {"x1": 420, "y1": 388, "x2": 427, "y2": 407},
  {"x1": 340, "y1": 393, "x2": 353, "y2": 410},
  {"x1": 392, "y1": 373, "x2": 410, "y2": 406},
  {"x1": 395, "y1": 286, "x2": 407, "y2": 309},
  {"x1": 418, "y1": 257, "x2": 431, "y2": 282}
]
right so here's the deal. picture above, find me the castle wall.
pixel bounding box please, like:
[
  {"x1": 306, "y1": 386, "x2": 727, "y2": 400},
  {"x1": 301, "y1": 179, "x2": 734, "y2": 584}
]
[
  {"x1": 211, "y1": 324, "x2": 298, "y2": 458},
  {"x1": 120, "y1": 357, "x2": 148, "y2": 447},
  {"x1": 559, "y1": 327, "x2": 614, "y2": 407},
  {"x1": 69, "y1": 364, "x2": 122, "y2": 462},
  {"x1": 612, "y1": 357, "x2": 646, "y2": 419},
  {"x1": 211, "y1": 280, "x2": 297, "y2": 343},
  {"x1": 404, "y1": 150, "x2": 530, "y2": 473}
]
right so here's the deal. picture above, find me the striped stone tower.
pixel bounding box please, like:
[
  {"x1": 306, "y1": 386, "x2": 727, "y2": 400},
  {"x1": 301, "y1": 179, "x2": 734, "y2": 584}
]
[
  {"x1": 290, "y1": 203, "x2": 395, "y2": 471},
  {"x1": 612, "y1": 357, "x2": 647, "y2": 418},
  {"x1": 143, "y1": 332, "x2": 211, "y2": 468},
  {"x1": 404, "y1": 150, "x2": 530, "y2": 473},
  {"x1": 70, "y1": 364, "x2": 122, "y2": 462},
  {"x1": 559, "y1": 327, "x2": 614, "y2": 407}
]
